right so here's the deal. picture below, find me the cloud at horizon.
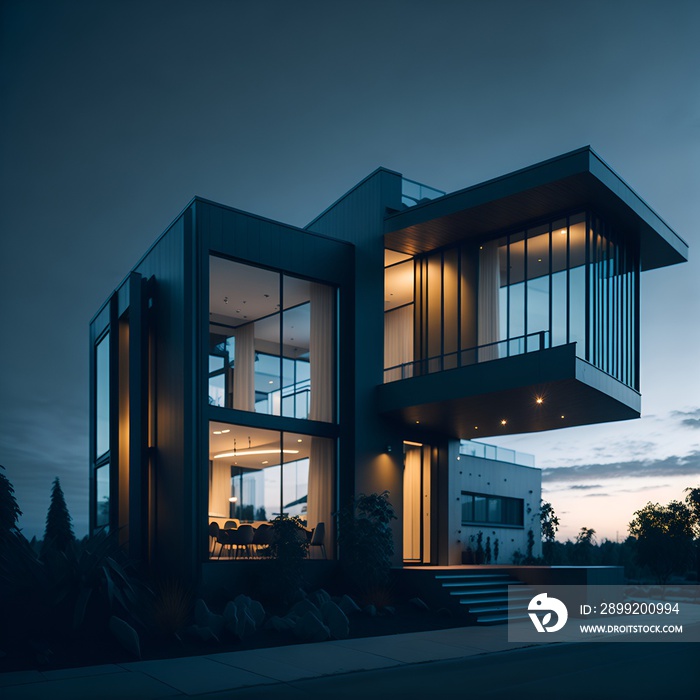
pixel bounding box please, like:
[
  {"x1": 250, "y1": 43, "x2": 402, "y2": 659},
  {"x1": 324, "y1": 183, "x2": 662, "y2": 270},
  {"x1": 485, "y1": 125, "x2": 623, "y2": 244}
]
[{"x1": 542, "y1": 451, "x2": 700, "y2": 484}]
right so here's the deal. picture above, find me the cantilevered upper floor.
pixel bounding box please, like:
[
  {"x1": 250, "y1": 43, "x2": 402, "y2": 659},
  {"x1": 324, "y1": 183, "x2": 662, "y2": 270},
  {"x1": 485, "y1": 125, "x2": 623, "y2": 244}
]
[{"x1": 375, "y1": 148, "x2": 688, "y2": 438}]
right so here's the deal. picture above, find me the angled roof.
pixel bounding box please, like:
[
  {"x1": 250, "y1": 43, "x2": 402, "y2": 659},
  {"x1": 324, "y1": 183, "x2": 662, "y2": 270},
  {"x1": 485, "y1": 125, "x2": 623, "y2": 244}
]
[{"x1": 384, "y1": 147, "x2": 688, "y2": 271}]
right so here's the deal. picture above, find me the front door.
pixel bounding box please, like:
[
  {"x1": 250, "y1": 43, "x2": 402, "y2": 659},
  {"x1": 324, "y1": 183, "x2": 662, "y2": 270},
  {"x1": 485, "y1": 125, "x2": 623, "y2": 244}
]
[{"x1": 403, "y1": 442, "x2": 431, "y2": 563}]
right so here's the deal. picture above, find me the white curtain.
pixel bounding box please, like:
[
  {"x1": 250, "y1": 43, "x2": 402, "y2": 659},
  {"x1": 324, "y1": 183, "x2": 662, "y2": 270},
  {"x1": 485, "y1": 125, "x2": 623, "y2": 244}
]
[
  {"x1": 309, "y1": 283, "x2": 334, "y2": 423},
  {"x1": 233, "y1": 323, "x2": 255, "y2": 411},
  {"x1": 403, "y1": 447, "x2": 421, "y2": 561},
  {"x1": 208, "y1": 461, "x2": 231, "y2": 518},
  {"x1": 478, "y1": 241, "x2": 501, "y2": 361},
  {"x1": 307, "y1": 436, "x2": 334, "y2": 555},
  {"x1": 384, "y1": 305, "x2": 413, "y2": 381}
]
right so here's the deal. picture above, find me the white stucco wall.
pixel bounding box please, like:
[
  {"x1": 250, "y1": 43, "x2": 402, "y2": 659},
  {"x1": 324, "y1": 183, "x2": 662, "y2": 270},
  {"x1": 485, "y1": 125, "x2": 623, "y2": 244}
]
[{"x1": 447, "y1": 444, "x2": 542, "y2": 564}]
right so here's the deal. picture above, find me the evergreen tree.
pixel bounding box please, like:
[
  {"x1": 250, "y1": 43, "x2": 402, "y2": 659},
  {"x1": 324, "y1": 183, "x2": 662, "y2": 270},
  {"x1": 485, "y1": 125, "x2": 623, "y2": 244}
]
[
  {"x1": 42, "y1": 477, "x2": 74, "y2": 555},
  {"x1": 0, "y1": 464, "x2": 22, "y2": 541}
]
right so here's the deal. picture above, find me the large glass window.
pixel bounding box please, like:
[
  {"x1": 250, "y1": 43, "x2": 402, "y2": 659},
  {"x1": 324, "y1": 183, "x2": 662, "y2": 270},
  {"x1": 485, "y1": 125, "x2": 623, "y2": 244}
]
[
  {"x1": 209, "y1": 257, "x2": 336, "y2": 421},
  {"x1": 95, "y1": 463, "x2": 110, "y2": 530},
  {"x1": 95, "y1": 333, "x2": 110, "y2": 458},
  {"x1": 461, "y1": 491, "x2": 523, "y2": 527},
  {"x1": 207, "y1": 421, "x2": 335, "y2": 558},
  {"x1": 383, "y1": 211, "x2": 639, "y2": 389}
]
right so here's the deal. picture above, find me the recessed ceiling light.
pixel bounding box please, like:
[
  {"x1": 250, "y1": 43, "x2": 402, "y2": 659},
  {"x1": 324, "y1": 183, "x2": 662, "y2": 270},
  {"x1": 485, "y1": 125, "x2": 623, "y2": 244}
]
[
  {"x1": 560, "y1": 415, "x2": 565, "y2": 419},
  {"x1": 268, "y1": 380, "x2": 274, "y2": 384},
  {"x1": 536, "y1": 397, "x2": 543, "y2": 404},
  {"x1": 221, "y1": 429, "x2": 230, "y2": 433},
  {"x1": 501, "y1": 419, "x2": 507, "y2": 426},
  {"x1": 538, "y1": 258, "x2": 542, "y2": 262},
  {"x1": 474, "y1": 426, "x2": 478, "y2": 430},
  {"x1": 415, "y1": 420, "x2": 420, "y2": 424},
  {"x1": 297, "y1": 439, "x2": 303, "y2": 443},
  {"x1": 213, "y1": 430, "x2": 222, "y2": 435},
  {"x1": 560, "y1": 229, "x2": 566, "y2": 235},
  {"x1": 262, "y1": 460, "x2": 269, "y2": 465}
]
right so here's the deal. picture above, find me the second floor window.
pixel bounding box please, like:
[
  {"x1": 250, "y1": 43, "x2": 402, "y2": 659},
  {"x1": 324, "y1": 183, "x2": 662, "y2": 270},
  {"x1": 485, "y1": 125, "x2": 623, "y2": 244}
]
[{"x1": 209, "y1": 256, "x2": 336, "y2": 422}]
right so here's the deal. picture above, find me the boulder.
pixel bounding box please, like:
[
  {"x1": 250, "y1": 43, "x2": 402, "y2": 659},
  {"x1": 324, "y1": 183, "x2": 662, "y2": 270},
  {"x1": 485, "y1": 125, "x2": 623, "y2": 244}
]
[
  {"x1": 194, "y1": 598, "x2": 224, "y2": 637},
  {"x1": 409, "y1": 597, "x2": 429, "y2": 611},
  {"x1": 338, "y1": 594, "x2": 361, "y2": 615},
  {"x1": 292, "y1": 611, "x2": 330, "y2": 643},
  {"x1": 309, "y1": 589, "x2": 332, "y2": 608},
  {"x1": 321, "y1": 601, "x2": 349, "y2": 639},
  {"x1": 248, "y1": 599, "x2": 266, "y2": 627},
  {"x1": 223, "y1": 601, "x2": 238, "y2": 635},
  {"x1": 235, "y1": 607, "x2": 257, "y2": 640},
  {"x1": 363, "y1": 604, "x2": 377, "y2": 617},
  {"x1": 288, "y1": 598, "x2": 321, "y2": 620},
  {"x1": 265, "y1": 615, "x2": 296, "y2": 632}
]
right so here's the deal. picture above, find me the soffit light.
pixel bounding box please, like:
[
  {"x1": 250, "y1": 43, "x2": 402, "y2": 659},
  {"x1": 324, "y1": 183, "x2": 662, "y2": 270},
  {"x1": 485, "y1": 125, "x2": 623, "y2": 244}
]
[
  {"x1": 500, "y1": 419, "x2": 507, "y2": 426},
  {"x1": 535, "y1": 397, "x2": 544, "y2": 404}
]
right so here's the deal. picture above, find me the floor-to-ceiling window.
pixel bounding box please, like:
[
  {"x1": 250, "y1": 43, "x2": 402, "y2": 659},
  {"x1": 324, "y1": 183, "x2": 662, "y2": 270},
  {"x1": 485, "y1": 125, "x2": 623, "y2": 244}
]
[
  {"x1": 207, "y1": 421, "x2": 335, "y2": 558},
  {"x1": 209, "y1": 256, "x2": 335, "y2": 422},
  {"x1": 383, "y1": 211, "x2": 639, "y2": 389},
  {"x1": 92, "y1": 331, "x2": 111, "y2": 531}
]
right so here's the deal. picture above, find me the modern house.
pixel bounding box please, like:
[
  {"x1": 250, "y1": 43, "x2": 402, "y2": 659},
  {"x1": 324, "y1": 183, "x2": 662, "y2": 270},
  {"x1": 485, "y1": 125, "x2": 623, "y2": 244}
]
[{"x1": 89, "y1": 147, "x2": 688, "y2": 587}]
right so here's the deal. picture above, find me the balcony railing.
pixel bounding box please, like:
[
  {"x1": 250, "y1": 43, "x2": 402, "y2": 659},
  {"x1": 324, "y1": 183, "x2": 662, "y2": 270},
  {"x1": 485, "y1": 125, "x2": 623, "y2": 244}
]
[
  {"x1": 459, "y1": 440, "x2": 535, "y2": 467},
  {"x1": 384, "y1": 330, "x2": 550, "y2": 383},
  {"x1": 401, "y1": 177, "x2": 445, "y2": 208}
]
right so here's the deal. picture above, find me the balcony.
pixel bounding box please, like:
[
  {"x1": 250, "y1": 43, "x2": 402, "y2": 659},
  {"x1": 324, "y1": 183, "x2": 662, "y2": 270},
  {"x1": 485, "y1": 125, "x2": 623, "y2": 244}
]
[{"x1": 375, "y1": 342, "x2": 640, "y2": 440}]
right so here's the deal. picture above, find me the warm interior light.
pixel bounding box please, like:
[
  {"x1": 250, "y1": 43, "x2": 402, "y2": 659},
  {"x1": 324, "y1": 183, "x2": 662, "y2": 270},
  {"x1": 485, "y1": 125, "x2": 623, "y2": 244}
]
[
  {"x1": 500, "y1": 419, "x2": 507, "y2": 426},
  {"x1": 297, "y1": 439, "x2": 303, "y2": 443},
  {"x1": 474, "y1": 426, "x2": 478, "y2": 430},
  {"x1": 560, "y1": 229, "x2": 566, "y2": 235},
  {"x1": 560, "y1": 415, "x2": 565, "y2": 419},
  {"x1": 221, "y1": 429, "x2": 230, "y2": 433},
  {"x1": 229, "y1": 496, "x2": 238, "y2": 502},
  {"x1": 262, "y1": 460, "x2": 269, "y2": 465},
  {"x1": 213, "y1": 430, "x2": 222, "y2": 435},
  {"x1": 214, "y1": 449, "x2": 300, "y2": 459},
  {"x1": 415, "y1": 420, "x2": 420, "y2": 424},
  {"x1": 403, "y1": 440, "x2": 423, "y2": 447},
  {"x1": 536, "y1": 397, "x2": 543, "y2": 404}
]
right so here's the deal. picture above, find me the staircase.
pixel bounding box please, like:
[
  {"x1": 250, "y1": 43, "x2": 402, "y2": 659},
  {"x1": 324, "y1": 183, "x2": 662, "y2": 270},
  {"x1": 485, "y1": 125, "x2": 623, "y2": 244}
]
[{"x1": 433, "y1": 570, "x2": 532, "y2": 625}]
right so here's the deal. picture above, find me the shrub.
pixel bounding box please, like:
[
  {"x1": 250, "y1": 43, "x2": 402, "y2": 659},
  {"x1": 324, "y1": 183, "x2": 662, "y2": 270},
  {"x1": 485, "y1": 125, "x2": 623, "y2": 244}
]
[{"x1": 337, "y1": 491, "x2": 396, "y2": 602}]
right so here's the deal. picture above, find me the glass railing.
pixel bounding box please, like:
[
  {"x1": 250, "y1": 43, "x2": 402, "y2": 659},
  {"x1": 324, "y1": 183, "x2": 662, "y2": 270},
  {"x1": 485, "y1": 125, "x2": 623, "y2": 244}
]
[
  {"x1": 460, "y1": 439, "x2": 535, "y2": 467},
  {"x1": 384, "y1": 331, "x2": 550, "y2": 382},
  {"x1": 401, "y1": 177, "x2": 445, "y2": 208}
]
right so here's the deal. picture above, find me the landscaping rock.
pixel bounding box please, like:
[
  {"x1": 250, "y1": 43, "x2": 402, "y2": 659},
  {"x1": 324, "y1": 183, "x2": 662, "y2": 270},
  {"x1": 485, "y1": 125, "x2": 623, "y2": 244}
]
[
  {"x1": 338, "y1": 594, "x2": 361, "y2": 615},
  {"x1": 309, "y1": 589, "x2": 332, "y2": 608},
  {"x1": 248, "y1": 599, "x2": 266, "y2": 627},
  {"x1": 288, "y1": 598, "x2": 321, "y2": 620},
  {"x1": 321, "y1": 600, "x2": 349, "y2": 639},
  {"x1": 265, "y1": 615, "x2": 296, "y2": 632},
  {"x1": 235, "y1": 607, "x2": 257, "y2": 640},
  {"x1": 292, "y1": 611, "x2": 330, "y2": 643},
  {"x1": 223, "y1": 601, "x2": 238, "y2": 635},
  {"x1": 437, "y1": 607, "x2": 452, "y2": 617},
  {"x1": 109, "y1": 616, "x2": 141, "y2": 658},
  {"x1": 363, "y1": 604, "x2": 377, "y2": 617},
  {"x1": 409, "y1": 597, "x2": 429, "y2": 611}
]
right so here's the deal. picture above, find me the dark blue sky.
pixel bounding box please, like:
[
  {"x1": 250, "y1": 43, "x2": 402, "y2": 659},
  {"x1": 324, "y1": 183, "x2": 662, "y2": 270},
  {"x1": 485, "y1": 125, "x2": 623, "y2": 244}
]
[{"x1": 1, "y1": 0, "x2": 698, "y2": 539}]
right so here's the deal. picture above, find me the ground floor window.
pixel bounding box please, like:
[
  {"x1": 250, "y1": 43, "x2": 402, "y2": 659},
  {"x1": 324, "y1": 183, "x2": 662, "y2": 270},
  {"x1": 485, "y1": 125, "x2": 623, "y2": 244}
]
[
  {"x1": 95, "y1": 463, "x2": 110, "y2": 530},
  {"x1": 208, "y1": 421, "x2": 334, "y2": 558},
  {"x1": 461, "y1": 491, "x2": 523, "y2": 527}
]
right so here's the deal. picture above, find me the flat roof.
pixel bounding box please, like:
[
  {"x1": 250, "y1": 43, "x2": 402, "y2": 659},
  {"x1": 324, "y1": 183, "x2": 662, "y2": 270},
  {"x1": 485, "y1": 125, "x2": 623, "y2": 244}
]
[{"x1": 384, "y1": 147, "x2": 688, "y2": 271}]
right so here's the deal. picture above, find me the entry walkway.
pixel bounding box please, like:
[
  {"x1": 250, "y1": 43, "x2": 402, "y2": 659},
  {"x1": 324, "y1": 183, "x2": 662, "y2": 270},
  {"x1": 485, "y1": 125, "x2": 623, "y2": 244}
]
[{"x1": 0, "y1": 625, "x2": 535, "y2": 699}]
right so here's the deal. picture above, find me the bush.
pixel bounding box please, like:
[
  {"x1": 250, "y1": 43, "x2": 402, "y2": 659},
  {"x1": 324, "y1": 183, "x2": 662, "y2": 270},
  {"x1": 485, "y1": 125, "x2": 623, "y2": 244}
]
[
  {"x1": 262, "y1": 515, "x2": 309, "y2": 605},
  {"x1": 337, "y1": 491, "x2": 396, "y2": 603}
]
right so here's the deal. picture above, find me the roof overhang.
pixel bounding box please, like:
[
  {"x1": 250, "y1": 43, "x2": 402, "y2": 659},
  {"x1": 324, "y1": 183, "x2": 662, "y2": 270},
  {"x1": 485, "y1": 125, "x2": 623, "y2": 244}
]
[
  {"x1": 375, "y1": 344, "x2": 641, "y2": 439},
  {"x1": 384, "y1": 147, "x2": 688, "y2": 272}
]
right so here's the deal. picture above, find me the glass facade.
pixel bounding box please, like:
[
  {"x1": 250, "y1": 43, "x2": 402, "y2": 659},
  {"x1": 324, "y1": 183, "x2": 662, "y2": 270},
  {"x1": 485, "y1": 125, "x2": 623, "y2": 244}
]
[
  {"x1": 93, "y1": 331, "x2": 111, "y2": 532},
  {"x1": 209, "y1": 256, "x2": 335, "y2": 421},
  {"x1": 384, "y1": 211, "x2": 639, "y2": 389},
  {"x1": 208, "y1": 421, "x2": 335, "y2": 558},
  {"x1": 95, "y1": 332, "x2": 110, "y2": 458}
]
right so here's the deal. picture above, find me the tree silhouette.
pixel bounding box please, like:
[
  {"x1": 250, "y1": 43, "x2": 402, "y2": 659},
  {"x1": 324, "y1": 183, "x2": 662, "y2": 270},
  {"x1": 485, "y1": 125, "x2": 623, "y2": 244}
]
[
  {"x1": 0, "y1": 464, "x2": 22, "y2": 541},
  {"x1": 629, "y1": 501, "x2": 694, "y2": 584},
  {"x1": 42, "y1": 477, "x2": 74, "y2": 556}
]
